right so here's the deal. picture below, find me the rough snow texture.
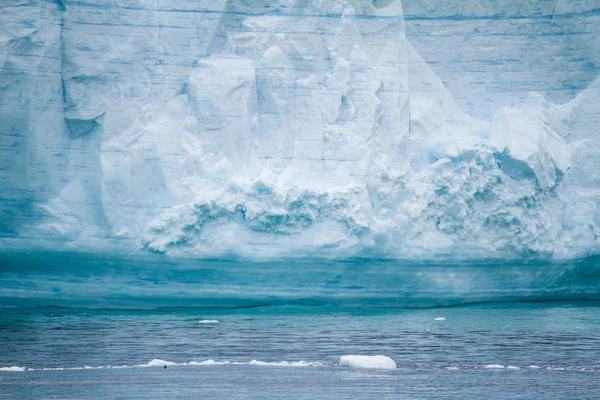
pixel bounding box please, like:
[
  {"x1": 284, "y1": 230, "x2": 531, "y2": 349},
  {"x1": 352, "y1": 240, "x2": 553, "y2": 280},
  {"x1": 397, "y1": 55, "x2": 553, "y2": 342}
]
[{"x1": 0, "y1": 1, "x2": 599, "y2": 261}]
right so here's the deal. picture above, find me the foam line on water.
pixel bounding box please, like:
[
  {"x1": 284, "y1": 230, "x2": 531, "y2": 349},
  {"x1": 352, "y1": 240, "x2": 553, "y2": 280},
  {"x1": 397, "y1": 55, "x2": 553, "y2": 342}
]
[
  {"x1": 2, "y1": 361, "x2": 598, "y2": 373},
  {"x1": 0, "y1": 366, "x2": 25, "y2": 372}
]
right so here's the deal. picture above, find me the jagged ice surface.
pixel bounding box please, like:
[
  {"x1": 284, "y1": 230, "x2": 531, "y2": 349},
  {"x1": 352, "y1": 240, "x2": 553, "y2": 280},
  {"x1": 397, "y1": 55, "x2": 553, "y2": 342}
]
[{"x1": 0, "y1": 0, "x2": 599, "y2": 261}]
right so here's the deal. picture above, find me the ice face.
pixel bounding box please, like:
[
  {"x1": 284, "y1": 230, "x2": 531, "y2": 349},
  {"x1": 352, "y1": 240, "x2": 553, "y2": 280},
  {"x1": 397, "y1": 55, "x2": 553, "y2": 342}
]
[
  {"x1": 402, "y1": 0, "x2": 600, "y2": 120},
  {"x1": 0, "y1": 0, "x2": 599, "y2": 261}
]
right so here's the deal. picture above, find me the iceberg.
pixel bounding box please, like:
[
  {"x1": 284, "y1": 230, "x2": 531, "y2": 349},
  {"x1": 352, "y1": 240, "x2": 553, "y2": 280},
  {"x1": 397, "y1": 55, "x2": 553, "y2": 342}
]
[{"x1": 0, "y1": 0, "x2": 599, "y2": 264}]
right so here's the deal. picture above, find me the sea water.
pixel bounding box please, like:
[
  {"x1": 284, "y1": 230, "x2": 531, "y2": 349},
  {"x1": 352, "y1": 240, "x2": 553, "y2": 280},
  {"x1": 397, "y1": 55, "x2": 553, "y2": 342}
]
[
  {"x1": 1, "y1": 253, "x2": 599, "y2": 398},
  {"x1": 1, "y1": 302, "x2": 599, "y2": 399}
]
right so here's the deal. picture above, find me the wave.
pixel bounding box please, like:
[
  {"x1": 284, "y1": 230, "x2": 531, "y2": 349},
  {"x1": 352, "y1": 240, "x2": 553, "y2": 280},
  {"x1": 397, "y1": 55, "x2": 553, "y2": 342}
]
[
  {"x1": 0, "y1": 366, "x2": 26, "y2": 372},
  {"x1": 0, "y1": 359, "x2": 328, "y2": 372},
  {"x1": 2, "y1": 359, "x2": 598, "y2": 373}
]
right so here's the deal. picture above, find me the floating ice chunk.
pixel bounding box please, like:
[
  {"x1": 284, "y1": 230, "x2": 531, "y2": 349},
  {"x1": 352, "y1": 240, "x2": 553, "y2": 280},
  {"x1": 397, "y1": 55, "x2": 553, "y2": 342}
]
[
  {"x1": 484, "y1": 364, "x2": 505, "y2": 369},
  {"x1": 18, "y1": 359, "x2": 327, "y2": 371},
  {"x1": 339, "y1": 355, "x2": 397, "y2": 370},
  {"x1": 145, "y1": 359, "x2": 176, "y2": 367},
  {"x1": 0, "y1": 366, "x2": 25, "y2": 372},
  {"x1": 188, "y1": 360, "x2": 230, "y2": 366},
  {"x1": 187, "y1": 359, "x2": 321, "y2": 367},
  {"x1": 199, "y1": 320, "x2": 219, "y2": 324},
  {"x1": 434, "y1": 317, "x2": 446, "y2": 321},
  {"x1": 248, "y1": 360, "x2": 318, "y2": 367}
]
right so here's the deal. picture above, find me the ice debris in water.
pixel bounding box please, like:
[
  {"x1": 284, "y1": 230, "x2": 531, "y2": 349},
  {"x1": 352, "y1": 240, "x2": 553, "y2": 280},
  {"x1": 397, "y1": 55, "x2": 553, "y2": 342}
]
[
  {"x1": 0, "y1": 366, "x2": 26, "y2": 372},
  {"x1": 145, "y1": 359, "x2": 176, "y2": 367},
  {"x1": 188, "y1": 360, "x2": 227, "y2": 366},
  {"x1": 339, "y1": 355, "x2": 397, "y2": 370},
  {"x1": 248, "y1": 360, "x2": 318, "y2": 367}
]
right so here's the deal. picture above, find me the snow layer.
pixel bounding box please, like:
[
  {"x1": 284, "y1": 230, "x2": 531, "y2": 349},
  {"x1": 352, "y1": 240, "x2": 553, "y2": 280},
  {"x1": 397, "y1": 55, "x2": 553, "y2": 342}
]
[{"x1": 0, "y1": 0, "x2": 599, "y2": 261}]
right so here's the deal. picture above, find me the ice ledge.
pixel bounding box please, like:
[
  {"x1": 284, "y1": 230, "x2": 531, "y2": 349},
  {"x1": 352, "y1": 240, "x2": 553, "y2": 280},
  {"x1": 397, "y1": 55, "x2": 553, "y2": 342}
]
[{"x1": 1, "y1": 251, "x2": 599, "y2": 308}]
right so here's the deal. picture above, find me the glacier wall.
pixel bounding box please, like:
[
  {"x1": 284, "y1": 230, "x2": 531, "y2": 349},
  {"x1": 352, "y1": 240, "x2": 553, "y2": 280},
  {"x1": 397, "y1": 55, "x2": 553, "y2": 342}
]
[
  {"x1": 0, "y1": 0, "x2": 599, "y2": 261},
  {"x1": 403, "y1": 0, "x2": 600, "y2": 120}
]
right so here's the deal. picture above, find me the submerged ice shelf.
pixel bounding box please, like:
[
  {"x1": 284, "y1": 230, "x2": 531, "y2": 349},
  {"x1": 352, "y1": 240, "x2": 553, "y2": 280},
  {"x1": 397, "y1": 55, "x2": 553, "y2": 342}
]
[
  {"x1": 0, "y1": 0, "x2": 599, "y2": 263},
  {"x1": 1, "y1": 252, "x2": 598, "y2": 308}
]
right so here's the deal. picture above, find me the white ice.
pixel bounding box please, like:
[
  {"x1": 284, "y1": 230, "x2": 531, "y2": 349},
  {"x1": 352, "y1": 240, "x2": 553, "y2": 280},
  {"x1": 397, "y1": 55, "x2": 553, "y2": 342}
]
[
  {"x1": 339, "y1": 355, "x2": 397, "y2": 370},
  {"x1": 0, "y1": 366, "x2": 25, "y2": 372},
  {"x1": 1, "y1": 0, "x2": 599, "y2": 262},
  {"x1": 145, "y1": 359, "x2": 177, "y2": 367}
]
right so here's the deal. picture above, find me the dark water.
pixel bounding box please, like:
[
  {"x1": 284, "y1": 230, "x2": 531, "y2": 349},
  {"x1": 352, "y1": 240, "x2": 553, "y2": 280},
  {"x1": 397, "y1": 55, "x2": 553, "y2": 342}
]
[{"x1": 1, "y1": 302, "x2": 599, "y2": 399}]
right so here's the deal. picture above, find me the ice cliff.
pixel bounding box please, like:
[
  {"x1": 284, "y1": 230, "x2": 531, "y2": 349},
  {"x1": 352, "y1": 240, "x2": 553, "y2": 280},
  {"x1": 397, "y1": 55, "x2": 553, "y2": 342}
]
[{"x1": 1, "y1": 0, "x2": 599, "y2": 261}]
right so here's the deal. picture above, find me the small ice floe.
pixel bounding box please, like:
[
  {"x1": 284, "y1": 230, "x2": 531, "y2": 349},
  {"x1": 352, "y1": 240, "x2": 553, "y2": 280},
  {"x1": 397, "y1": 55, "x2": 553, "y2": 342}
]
[
  {"x1": 199, "y1": 320, "x2": 219, "y2": 324},
  {"x1": 433, "y1": 317, "x2": 446, "y2": 321},
  {"x1": 0, "y1": 366, "x2": 25, "y2": 372},
  {"x1": 248, "y1": 360, "x2": 320, "y2": 367},
  {"x1": 339, "y1": 355, "x2": 397, "y2": 370},
  {"x1": 188, "y1": 359, "x2": 321, "y2": 367},
  {"x1": 484, "y1": 364, "x2": 505, "y2": 369},
  {"x1": 145, "y1": 359, "x2": 177, "y2": 367},
  {"x1": 6, "y1": 359, "x2": 328, "y2": 372},
  {"x1": 188, "y1": 360, "x2": 230, "y2": 366}
]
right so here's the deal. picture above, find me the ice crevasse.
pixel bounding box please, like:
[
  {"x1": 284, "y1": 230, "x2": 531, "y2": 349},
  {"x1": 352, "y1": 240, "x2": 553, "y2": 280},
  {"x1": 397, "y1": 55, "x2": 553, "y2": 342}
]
[{"x1": 0, "y1": 0, "x2": 599, "y2": 261}]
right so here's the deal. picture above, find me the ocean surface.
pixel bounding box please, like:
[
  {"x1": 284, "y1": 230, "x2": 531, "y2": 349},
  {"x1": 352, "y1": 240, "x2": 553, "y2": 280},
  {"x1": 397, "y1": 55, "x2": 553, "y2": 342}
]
[{"x1": 1, "y1": 301, "x2": 599, "y2": 399}]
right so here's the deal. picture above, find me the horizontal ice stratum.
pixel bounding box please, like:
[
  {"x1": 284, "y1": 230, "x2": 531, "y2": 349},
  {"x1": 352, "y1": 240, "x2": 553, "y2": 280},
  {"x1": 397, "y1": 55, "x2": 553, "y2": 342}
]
[{"x1": 1, "y1": 0, "x2": 599, "y2": 261}]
